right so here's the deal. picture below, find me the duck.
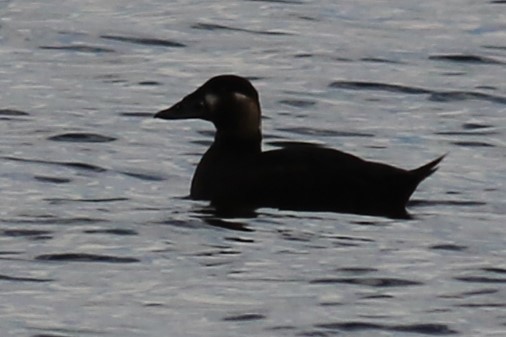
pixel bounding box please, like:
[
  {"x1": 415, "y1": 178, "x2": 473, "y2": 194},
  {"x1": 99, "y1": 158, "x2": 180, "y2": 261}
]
[{"x1": 154, "y1": 75, "x2": 444, "y2": 219}]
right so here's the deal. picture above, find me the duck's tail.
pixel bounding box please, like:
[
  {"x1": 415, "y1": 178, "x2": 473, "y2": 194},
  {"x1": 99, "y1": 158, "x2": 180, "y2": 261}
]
[
  {"x1": 411, "y1": 154, "x2": 446, "y2": 181},
  {"x1": 403, "y1": 154, "x2": 446, "y2": 205}
]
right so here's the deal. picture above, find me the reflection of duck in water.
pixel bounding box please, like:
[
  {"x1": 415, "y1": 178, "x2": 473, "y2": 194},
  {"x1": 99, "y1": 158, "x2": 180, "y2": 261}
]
[{"x1": 155, "y1": 75, "x2": 444, "y2": 219}]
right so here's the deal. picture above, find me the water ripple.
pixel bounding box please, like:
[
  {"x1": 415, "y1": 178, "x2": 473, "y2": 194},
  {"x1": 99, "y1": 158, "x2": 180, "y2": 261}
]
[
  {"x1": 329, "y1": 81, "x2": 430, "y2": 94},
  {"x1": 138, "y1": 81, "x2": 161, "y2": 86},
  {"x1": 47, "y1": 132, "x2": 116, "y2": 143},
  {"x1": 222, "y1": 313, "x2": 266, "y2": 321},
  {"x1": 100, "y1": 34, "x2": 186, "y2": 48},
  {"x1": 45, "y1": 197, "x2": 127, "y2": 205},
  {"x1": 428, "y1": 91, "x2": 506, "y2": 104},
  {"x1": 192, "y1": 22, "x2": 292, "y2": 36},
  {"x1": 440, "y1": 288, "x2": 498, "y2": 299},
  {"x1": 62, "y1": 162, "x2": 107, "y2": 172},
  {"x1": 361, "y1": 57, "x2": 403, "y2": 64},
  {"x1": 330, "y1": 81, "x2": 506, "y2": 104},
  {"x1": 1, "y1": 229, "x2": 53, "y2": 240},
  {"x1": 277, "y1": 127, "x2": 374, "y2": 138},
  {"x1": 39, "y1": 45, "x2": 115, "y2": 53},
  {"x1": 450, "y1": 141, "x2": 495, "y2": 148},
  {"x1": 202, "y1": 218, "x2": 253, "y2": 232},
  {"x1": 3, "y1": 156, "x2": 107, "y2": 173},
  {"x1": 119, "y1": 111, "x2": 153, "y2": 117},
  {"x1": 310, "y1": 277, "x2": 422, "y2": 287},
  {"x1": 33, "y1": 176, "x2": 72, "y2": 184},
  {"x1": 462, "y1": 122, "x2": 494, "y2": 130},
  {"x1": 0, "y1": 108, "x2": 30, "y2": 116},
  {"x1": 334, "y1": 267, "x2": 378, "y2": 274},
  {"x1": 35, "y1": 253, "x2": 139, "y2": 263},
  {"x1": 83, "y1": 228, "x2": 138, "y2": 236},
  {"x1": 430, "y1": 244, "x2": 467, "y2": 251},
  {"x1": 457, "y1": 303, "x2": 506, "y2": 308},
  {"x1": 435, "y1": 122, "x2": 499, "y2": 137},
  {"x1": 315, "y1": 322, "x2": 457, "y2": 335},
  {"x1": 5, "y1": 216, "x2": 104, "y2": 225},
  {"x1": 429, "y1": 54, "x2": 505, "y2": 65},
  {"x1": 0, "y1": 274, "x2": 53, "y2": 282},
  {"x1": 482, "y1": 267, "x2": 506, "y2": 274},
  {"x1": 454, "y1": 276, "x2": 506, "y2": 284},
  {"x1": 247, "y1": 0, "x2": 303, "y2": 4},
  {"x1": 117, "y1": 169, "x2": 168, "y2": 181},
  {"x1": 278, "y1": 99, "x2": 317, "y2": 108},
  {"x1": 408, "y1": 199, "x2": 487, "y2": 208}
]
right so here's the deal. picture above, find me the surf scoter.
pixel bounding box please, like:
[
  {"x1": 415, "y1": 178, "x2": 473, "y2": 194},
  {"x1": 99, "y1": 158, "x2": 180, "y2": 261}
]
[{"x1": 154, "y1": 75, "x2": 444, "y2": 218}]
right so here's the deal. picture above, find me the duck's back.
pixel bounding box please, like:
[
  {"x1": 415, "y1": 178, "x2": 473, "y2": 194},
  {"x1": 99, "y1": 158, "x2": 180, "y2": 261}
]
[{"x1": 191, "y1": 144, "x2": 441, "y2": 218}]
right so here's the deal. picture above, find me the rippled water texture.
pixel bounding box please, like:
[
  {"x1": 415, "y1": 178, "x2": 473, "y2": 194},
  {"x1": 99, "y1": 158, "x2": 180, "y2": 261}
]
[{"x1": 1, "y1": 1, "x2": 505, "y2": 336}]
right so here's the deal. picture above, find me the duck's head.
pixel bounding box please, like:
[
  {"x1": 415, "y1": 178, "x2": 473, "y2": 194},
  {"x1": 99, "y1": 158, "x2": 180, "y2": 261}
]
[{"x1": 155, "y1": 75, "x2": 261, "y2": 142}]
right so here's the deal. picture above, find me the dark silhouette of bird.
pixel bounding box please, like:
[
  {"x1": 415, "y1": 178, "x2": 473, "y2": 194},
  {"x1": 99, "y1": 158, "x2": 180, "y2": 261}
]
[{"x1": 155, "y1": 75, "x2": 444, "y2": 218}]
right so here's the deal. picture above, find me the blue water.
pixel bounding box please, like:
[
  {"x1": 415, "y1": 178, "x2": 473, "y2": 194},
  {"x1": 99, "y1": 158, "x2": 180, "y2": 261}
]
[{"x1": 1, "y1": 1, "x2": 506, "y2": 336}]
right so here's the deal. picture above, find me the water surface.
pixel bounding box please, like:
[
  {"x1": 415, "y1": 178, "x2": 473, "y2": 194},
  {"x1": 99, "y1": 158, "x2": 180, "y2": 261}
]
[{"x1": 1, "y1": 1, "x2": 505, "y2": 336}]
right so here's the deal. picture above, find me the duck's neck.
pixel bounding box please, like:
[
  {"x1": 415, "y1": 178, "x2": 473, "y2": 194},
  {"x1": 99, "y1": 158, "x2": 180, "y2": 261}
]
[
  {"x1": 213, "y1": 130, "x2": 262, "y2": 154},
  {"x1": 191, "y1": 129, "x2": 260, "y2": 198}
]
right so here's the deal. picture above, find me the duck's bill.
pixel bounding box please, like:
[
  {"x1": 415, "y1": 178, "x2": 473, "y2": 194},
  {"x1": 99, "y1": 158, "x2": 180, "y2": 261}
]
[{"x1": 154, "y1": 97, "x2": 205, "y2": 120}]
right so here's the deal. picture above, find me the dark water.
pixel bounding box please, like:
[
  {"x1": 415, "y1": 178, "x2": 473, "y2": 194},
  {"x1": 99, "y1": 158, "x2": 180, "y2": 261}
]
[{"x1": 1, "y1": 1, "x2": 505, "y2": 336}]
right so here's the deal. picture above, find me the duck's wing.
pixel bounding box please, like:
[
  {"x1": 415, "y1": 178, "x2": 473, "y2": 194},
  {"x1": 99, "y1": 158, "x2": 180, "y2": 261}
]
[
  {"x1": 251, "y1": 147, "x2": 444, "y2": 201},
  {"x1": 221, "y1": 146, "x2": 410, "y2": 215},
  {"x1": 209, "y1": 145, "x2": 444, "y2": 218}
]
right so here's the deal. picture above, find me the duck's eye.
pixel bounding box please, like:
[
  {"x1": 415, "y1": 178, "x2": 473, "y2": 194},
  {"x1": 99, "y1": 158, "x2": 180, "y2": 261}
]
[{"x1": 191, "y1": 100, "x2": 205, "y2": 111}]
